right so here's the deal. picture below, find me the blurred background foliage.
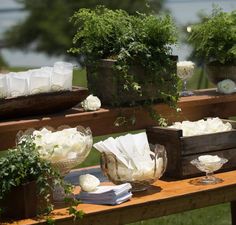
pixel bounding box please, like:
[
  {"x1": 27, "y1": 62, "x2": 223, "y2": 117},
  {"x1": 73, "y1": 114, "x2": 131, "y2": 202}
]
[{"x1": 3, "y1": 0, "x2": 164, "y2": 64}]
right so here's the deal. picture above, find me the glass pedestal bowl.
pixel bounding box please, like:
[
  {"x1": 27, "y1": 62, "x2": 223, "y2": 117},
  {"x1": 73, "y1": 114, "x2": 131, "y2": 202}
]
[
  {"x1": 16, "y1": 125, "x2": 93, "y2": 201},
  {"x1": 190, "y1": 157, "x2": 228, "y2": 185},
  {"x1": 177, "y1": 62, "x2": 195, "y2": 97},
  {"x1": 100, "y1": 144, "x2": 167, "y2": 192}
]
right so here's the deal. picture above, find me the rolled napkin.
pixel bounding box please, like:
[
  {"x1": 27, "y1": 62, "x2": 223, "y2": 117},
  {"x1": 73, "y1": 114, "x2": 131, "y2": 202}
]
[{"x1": 217, "y1": 79, "x2": 236, "y2": 94}]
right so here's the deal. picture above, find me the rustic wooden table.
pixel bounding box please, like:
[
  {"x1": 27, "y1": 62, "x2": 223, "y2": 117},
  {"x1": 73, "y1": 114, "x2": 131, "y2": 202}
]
[
  {"x1": 1, "y1": 89, "x2": 236, "y2": 150},
  {"x1": 2, "y1": 167, "x2": 236, "y2": 225},
  {"x1": 1, "y1": 88, "x2": 236, "y2": 224}
]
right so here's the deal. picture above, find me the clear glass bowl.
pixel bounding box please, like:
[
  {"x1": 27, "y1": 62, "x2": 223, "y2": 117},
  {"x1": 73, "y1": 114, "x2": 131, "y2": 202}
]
[
  {"x1": 190, "y1": 157, "x2": 228, "y2": 185},
  {"x1": 16, "y1": 125, "x2": 93, "y2": 201},
  {"x1": 100, "y1": 144, "x2": 167, "y2": 192}
]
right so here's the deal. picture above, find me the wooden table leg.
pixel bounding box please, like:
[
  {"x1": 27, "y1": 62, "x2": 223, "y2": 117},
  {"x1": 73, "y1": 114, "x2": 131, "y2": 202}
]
[{"x1": 231, "y1": 201, "x2": 236, "y2": 225}]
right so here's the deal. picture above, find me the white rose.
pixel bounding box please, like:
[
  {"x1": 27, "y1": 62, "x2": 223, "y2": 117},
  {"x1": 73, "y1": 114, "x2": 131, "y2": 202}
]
[
  {"x1": 217, "y1": 79, "x2": 236, "y2": 94},
  {"x1": 81, "y1": 94, "x2": 101, "y2": 111},
  {"x1": 79, "y1": 174, "x2": 100, "y2": 192}
]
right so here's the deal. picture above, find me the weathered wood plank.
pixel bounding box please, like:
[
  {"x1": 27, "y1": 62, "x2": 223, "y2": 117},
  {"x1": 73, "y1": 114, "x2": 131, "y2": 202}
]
[
  {"x1": 147, "y1": 126, "x2": 183, "y2": 177},
  {"x1": 2, "y1": 169, "x2": 236, "y2": 225},
  {"x1": 1, "y1": 89, "x2": 236, "y2": 150},
  {"x1": 181, "y1": 130, "x2": 236, "y2": 155}
]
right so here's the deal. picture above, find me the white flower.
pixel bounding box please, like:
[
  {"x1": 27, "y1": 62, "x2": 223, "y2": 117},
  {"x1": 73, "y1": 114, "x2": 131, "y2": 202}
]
[
  {"x1": 81, "y1": 94, "x2": 101, "y2": 111},
  {"x1": 217, "y1": 79, "x2": 236, "y2": 94},
  {"x1": 79, "y1": 174, "x2": 100, "y2": 192},
  {"x1": 176, "y1": 107, "x2": 182, "y2": 112},
  {"x1": 177, "y1": 61, "x2": 195, "y2": 80}
]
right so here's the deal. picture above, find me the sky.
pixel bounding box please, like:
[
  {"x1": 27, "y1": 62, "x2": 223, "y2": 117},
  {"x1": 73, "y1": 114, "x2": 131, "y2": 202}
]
[{"x1": 0, "y1": 0, "x2": 236, "y2": 67}]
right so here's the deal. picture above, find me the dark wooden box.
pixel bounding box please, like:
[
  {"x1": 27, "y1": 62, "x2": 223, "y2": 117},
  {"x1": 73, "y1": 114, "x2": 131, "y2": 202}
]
[{"x1": 147, "y1": 119, "x2": 236, "y2": 179}]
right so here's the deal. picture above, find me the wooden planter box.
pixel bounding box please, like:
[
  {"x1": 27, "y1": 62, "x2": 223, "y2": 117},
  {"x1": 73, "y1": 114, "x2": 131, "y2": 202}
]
[
  {"x1": 146, "y1": 119, "x2": 236, "y2": 179},
  {"x1": 86, "y1": 57, "x2": 177, "y2": 106},
  {"x1": 0, "y1": 181, "x2": 38, "y2": 219}
]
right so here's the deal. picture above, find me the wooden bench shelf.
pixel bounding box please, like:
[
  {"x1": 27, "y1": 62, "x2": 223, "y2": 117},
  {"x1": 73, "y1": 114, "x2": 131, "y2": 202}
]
[
  {"x1": 1, "y1": 88, "x2": 236, "y2": 225},
  {"x1": 2, "y1": 168, "x2": 236, "y2": 225},
  {"x1": 1, "y1": 89, "x2": 236, "y2": 150}
]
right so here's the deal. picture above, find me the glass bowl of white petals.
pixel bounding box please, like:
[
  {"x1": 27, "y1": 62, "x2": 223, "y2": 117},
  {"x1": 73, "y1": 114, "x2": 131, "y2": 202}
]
[
  {"x1": 17, "y1": 125, "x2": 93, "y2": 201},
  {"x1": 17, "y1": 125, "x2": 93, "y2": 175}
]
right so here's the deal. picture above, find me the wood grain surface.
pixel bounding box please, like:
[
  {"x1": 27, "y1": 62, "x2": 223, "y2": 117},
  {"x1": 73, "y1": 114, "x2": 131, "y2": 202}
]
[
  {"x1": 2, "y1": 169, "x2": 236, "y2": 225},
  {"x1": 1, "y1": 89, "x2": 236, "y2": 150}
]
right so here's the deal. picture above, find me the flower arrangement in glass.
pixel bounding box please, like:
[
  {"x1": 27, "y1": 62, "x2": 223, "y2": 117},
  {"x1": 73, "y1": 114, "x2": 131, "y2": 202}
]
[
  {"x1": 17, "y1": 125, "x2": 93, "y2": 200},
  {"x1": 177, "y1": 61, "x2": 195, "y2": 96}
]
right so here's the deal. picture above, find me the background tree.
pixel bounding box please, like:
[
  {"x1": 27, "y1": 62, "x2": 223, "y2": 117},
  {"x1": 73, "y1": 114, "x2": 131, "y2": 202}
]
[{"x1": 4, "y1": 0, "x2": 164, "y2": 65}]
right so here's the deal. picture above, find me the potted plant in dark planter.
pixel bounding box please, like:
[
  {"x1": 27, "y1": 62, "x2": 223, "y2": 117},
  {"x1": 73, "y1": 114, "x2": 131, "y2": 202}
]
[
  {"x1": 188, "y1": 8, "x2": 236, "y2": 85},
  {"x1": 0, "y1": 137, "x2": 67, "y2": 219},
  {"x1": 69, "y1": 6, "x2": 180, "y2": 123}
]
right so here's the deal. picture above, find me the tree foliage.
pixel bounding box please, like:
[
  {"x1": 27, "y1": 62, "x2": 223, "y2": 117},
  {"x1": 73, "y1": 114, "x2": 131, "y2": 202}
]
[{"x1": 4, "y1": 0, "x2": 165, "y2": 64}]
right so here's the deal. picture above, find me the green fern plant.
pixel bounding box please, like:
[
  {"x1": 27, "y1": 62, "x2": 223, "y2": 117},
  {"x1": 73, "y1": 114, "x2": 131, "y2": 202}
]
[
  {"x1": 188, "y1": 8, "x2": 236, "y2": 65},
  {"x1": 69, "y1": 6, "x2": 180, "y2": 125}
]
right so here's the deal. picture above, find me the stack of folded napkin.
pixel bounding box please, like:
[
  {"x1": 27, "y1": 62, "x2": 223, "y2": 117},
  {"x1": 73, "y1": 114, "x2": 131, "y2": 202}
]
[{"x1": 77, "y1": 183, "x2": 132, "y2": 205}]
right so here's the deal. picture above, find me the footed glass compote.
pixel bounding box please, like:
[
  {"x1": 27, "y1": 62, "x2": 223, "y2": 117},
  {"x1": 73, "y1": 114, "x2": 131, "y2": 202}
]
[
  {"x1": 177, "y1": 61, "x2": 195, "y2": 97},
  {"x1": 190, "y1": 155, "x2": 228, "y2": 185},
  {"x1": 16, "y1": 125, "x2": 93, "y2": 202}
]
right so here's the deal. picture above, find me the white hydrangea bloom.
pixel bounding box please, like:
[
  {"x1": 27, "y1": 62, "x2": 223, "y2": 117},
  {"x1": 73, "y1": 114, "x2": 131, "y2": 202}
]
[{"x1": 81, "y1": 94, "x2": 101, "y2": 111}]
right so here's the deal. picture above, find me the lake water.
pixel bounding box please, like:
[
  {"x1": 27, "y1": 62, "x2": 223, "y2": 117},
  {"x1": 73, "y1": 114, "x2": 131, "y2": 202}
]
[{"x1": 0, "y1": 0, "x2": 235, "y2": 67}]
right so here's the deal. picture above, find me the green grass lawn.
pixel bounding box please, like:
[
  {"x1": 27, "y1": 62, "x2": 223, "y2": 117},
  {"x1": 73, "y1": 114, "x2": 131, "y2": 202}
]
[{"x1": 3, "y1": 67, "x2": 232, "y2": 225}]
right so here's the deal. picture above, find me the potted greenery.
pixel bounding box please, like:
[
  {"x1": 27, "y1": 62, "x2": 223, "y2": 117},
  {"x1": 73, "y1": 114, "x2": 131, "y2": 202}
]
[
  {"x1": 0, "y1": 137, "x2": 66, "y2": 219},
  {"x1": 69, "y1": 6, "x2": 180, "y2": 112},
  {"x1": 188, "y1": 8, "x2": 236, "y2": 85}
]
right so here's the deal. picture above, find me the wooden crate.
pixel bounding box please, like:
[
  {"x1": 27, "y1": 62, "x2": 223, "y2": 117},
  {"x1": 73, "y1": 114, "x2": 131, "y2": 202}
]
[{"x1": 146, "y1": 119, "x2": 236, "y2": 179}]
